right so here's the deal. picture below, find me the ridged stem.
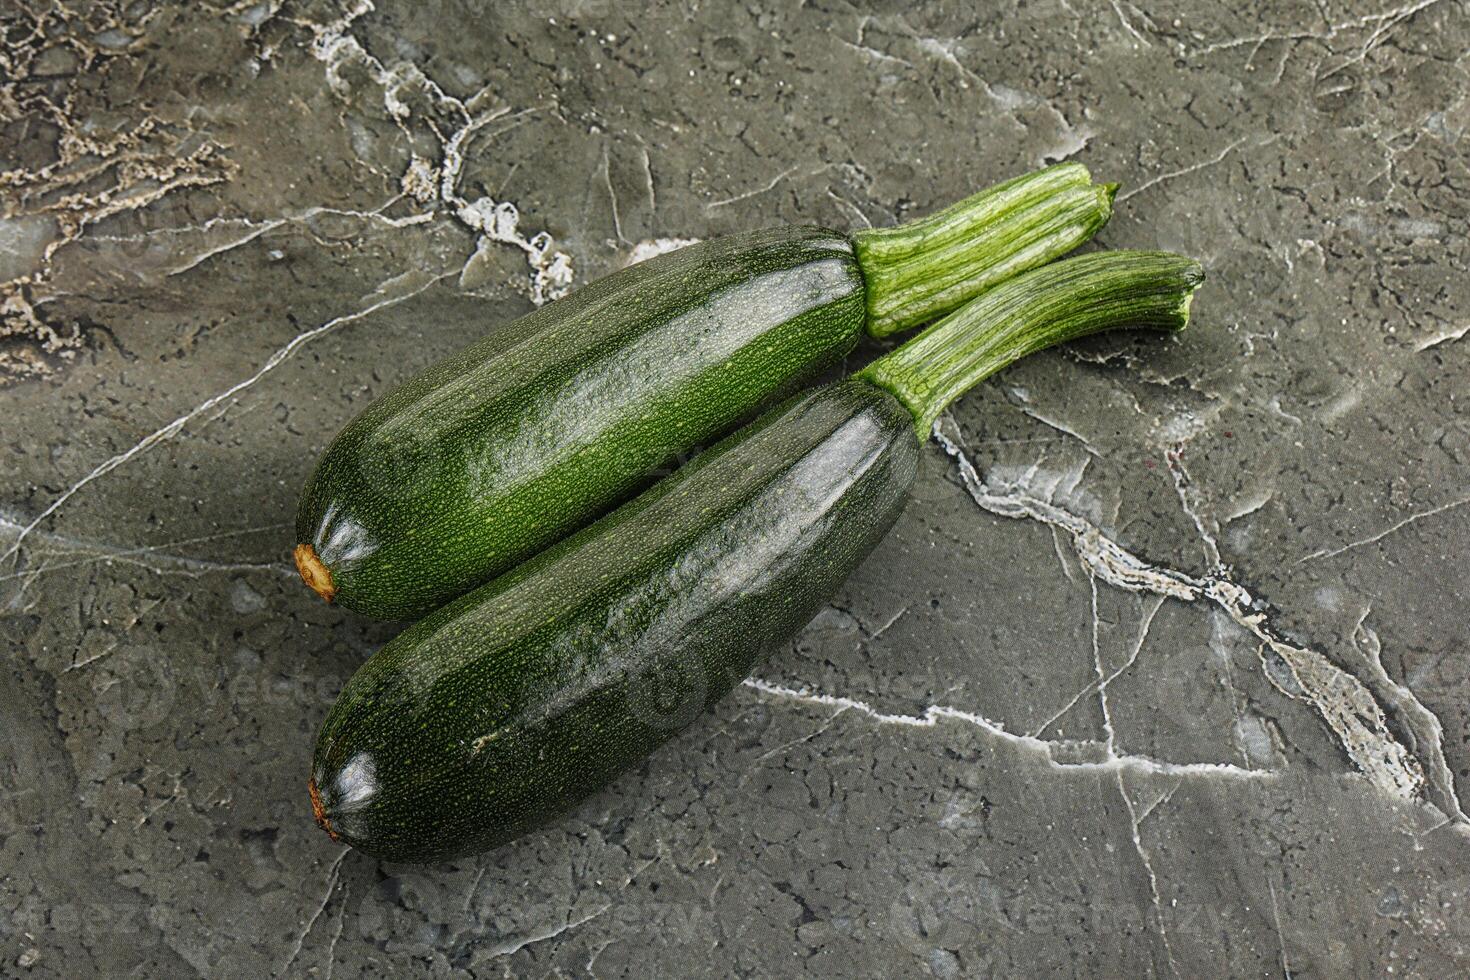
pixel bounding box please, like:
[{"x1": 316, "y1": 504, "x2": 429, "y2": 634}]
[
  {"x1": 856, "y1": 250, "x2": 1204, "y2": 436},
  {"x1": 852, "y1": 163, "x2": 1117, "y2": 338}
]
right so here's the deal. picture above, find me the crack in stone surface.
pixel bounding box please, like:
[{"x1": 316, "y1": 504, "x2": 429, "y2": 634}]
[
  {"x1": 1185, "y1": 0, "x2": 1452, "y2": 57},
  {"x1": 1111, "y1": 0, "x2": 1159, "y2": 47},
  {"x1": 932, "y1": 417, "x2": 1436, "y2": 808},
  {"x1": 705, "y1": 164, "x2": 803, "y2": 209},
  {"x1": 150, "y1": 202, "x2": 432, "y2": 279},
  {"x1": 1415, "y1": 322, "x2": 1470, "y2": 351},
  {"x1": 0, "y1": 515, "x2": 292, "y2": 612},
  {"x1": 742, "y1": 677, "x2": 1278, "y2": 782},
  {"x1": 1352, "y1": 612, "x2": 1470, "y2": 823},
  {"x1": 298, "y1": 0, "x2": 574, "y2": 305},
  {"x1": 1033, "y1": 593, "x2": 1166, "y2": 739},
  {"x1": 482, "y1": 904, "x2": 613, "y2": 960},
  {"x1": 1266, "y1": 878, "x2": 1292, "y2": 978},
  {"x1": 277, "y1": 850, "x2": 349, "y2": 977},
  {"x1": 1165, "y1": 446, "x2": 1223, "y2": 571},
  {"x1": 1117, "y1": 137, "x2": 1259, "y2": 201},
  {"x1": 2, "y1": 0, "x2": 581, "y2": 390},
  {"x1": 476, "y1": 848, "x2": 662, "y2": 961},
  {"x1": 1294, "y1": 494, "x2": 1470, "y2": 566},
  {"x1": 0, "y1": 3, "x2": 237, "y2": 383},
  {"x1": 1117, "y1": 773, "x2": 1181, "y2": 977},
  {"x1": 0, "y1": 272, "x2": 446, "y2": 572}
]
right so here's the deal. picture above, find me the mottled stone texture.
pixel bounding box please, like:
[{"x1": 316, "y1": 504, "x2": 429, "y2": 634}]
[{"x1": 2, "y1": 0, "x2": 1469, "y2": 976}]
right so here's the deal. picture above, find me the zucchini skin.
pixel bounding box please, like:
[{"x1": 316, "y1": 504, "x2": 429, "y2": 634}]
[
  {"x1": 297, "y1": 228, "x2": 866, "y2": 620},
  {"x1": 310, "y1": 380, "x2": 918, "y2": 862}
]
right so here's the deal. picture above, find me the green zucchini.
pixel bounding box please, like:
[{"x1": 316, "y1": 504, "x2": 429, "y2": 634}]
[
  {"x1": 295, "y1": 165, "x2": 1117, "y2": 620},
  {"x1": 310, "y1": 251, "x2": 1204, "y2": 862}
]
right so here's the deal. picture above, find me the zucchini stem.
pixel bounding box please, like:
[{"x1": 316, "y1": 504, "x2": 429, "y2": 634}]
[
  {"x1": 852, "y1": 163, "x2": 1117, "y2": 338},
  {"x1": 856, "y1": 250, "x2": 1204, "y2": 436}
]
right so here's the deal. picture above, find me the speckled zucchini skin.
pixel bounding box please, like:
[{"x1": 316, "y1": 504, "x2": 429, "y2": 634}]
[
  {"x1": 310, "y1": 380, "x2": 918, "y2": 863},
  {"x1": 297, "y1": 228, "x2": 866, "y2": 620}
]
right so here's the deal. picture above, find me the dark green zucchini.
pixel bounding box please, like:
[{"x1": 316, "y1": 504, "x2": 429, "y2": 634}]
[
  {"x1": 310, "y1": 252, "x2": 1204, "y2": 862},
  {"x1": 295, "y1": 165, "x2": 1117, "y2": 620}
]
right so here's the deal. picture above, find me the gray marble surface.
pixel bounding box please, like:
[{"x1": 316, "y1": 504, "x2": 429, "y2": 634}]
[{"x1": 4, "y1": 0, "x2": 1469, "y2": 976}]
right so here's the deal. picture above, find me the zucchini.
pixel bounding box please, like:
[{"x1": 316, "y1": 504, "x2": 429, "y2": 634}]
[
  {"x1": 295, "y1": 165, "x2": 1117, "y2": 620},
  {"x1": 310, "y1": 251, "x2": 1204, "y2": 862}
]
